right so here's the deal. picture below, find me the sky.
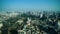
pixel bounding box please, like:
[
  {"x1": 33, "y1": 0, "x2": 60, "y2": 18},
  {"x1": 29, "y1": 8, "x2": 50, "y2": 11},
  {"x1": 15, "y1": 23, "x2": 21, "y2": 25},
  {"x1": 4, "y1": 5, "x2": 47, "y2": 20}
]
[{"x1": 0, "y1": 0, "x2": 60, "y2": 12}]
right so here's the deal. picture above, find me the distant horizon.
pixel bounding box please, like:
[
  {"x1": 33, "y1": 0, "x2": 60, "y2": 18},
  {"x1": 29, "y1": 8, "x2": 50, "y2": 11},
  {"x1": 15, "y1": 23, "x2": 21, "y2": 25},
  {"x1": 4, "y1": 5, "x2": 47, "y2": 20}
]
[{"x1": 0, "y1": 0, "x2": 60, "y2": 12}]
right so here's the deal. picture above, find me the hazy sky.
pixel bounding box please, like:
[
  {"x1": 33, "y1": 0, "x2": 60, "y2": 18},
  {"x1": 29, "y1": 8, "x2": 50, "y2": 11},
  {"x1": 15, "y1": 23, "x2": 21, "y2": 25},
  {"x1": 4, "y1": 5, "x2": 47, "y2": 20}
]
[{"x1": 0, "y1": 0, "x2": 60, "y2": 12}]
